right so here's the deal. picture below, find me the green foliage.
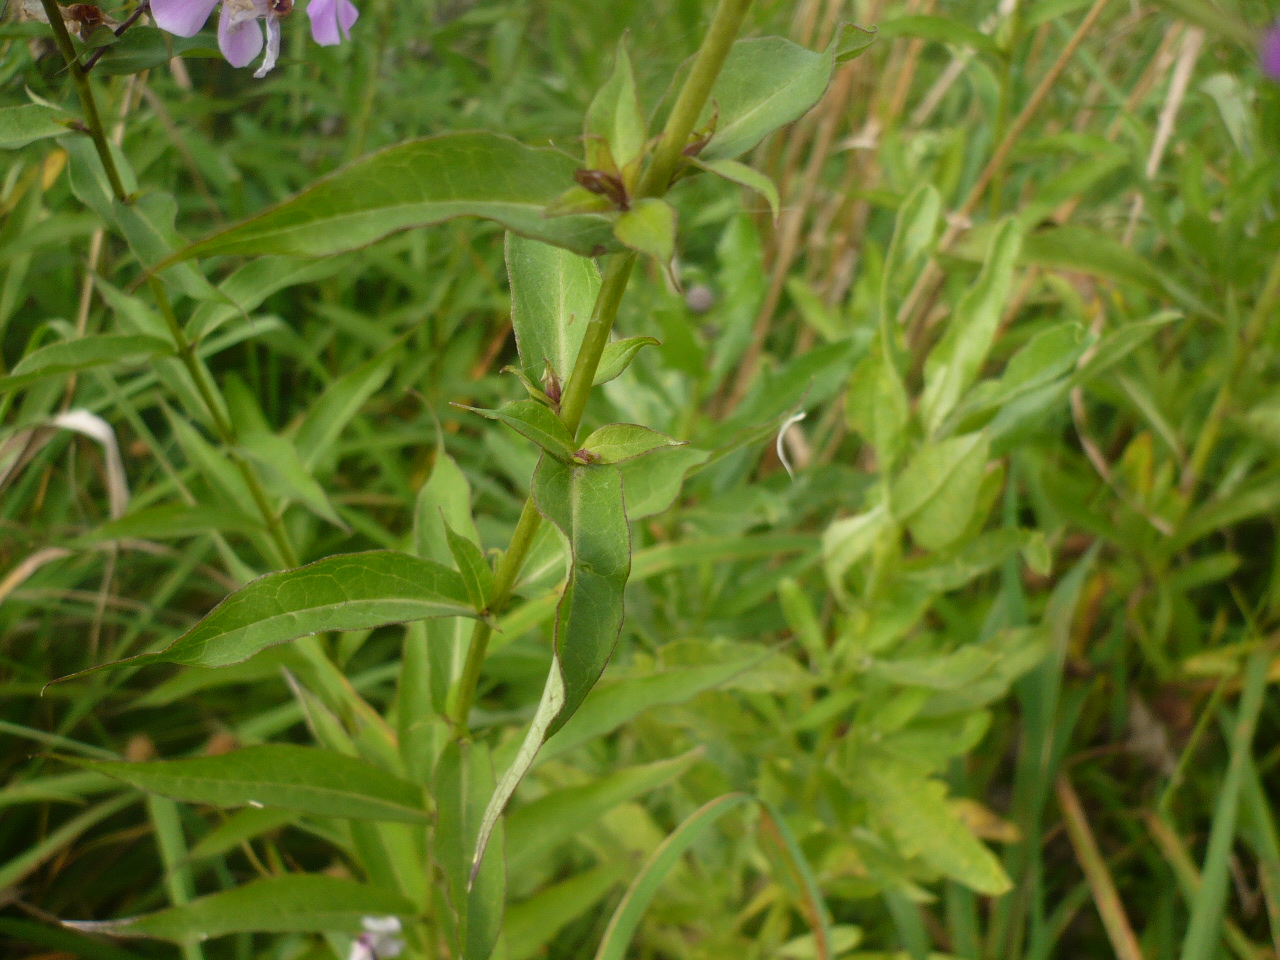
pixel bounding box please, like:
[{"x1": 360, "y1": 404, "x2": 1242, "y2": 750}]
[{"x1": 5, "y1": 0, "x2": 1280, "y2": 959}]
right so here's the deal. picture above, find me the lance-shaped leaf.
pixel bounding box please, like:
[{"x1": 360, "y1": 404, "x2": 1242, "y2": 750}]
[
  {"x1": 692, "y1": 158, "x2": 779, "y2": 221},
  {"x1": 0, "y1": 335, "x2": 172, "y2": 394},
  {"x1": 58, "y1": 551, "x2": 472, "y2": 675},
  {"x1": 436, "y1": 741, "x2": 505, "y2": 960},
  {"x1": 166, "y1": 133, "x2": 616, "y2": 263},
  {"x1": 70, "y1": 744, "x2": 427, "y2": 822},
  {"x1": 458, "y1": 399, "x2": 577, "y2": 462},
  {"x1": 700, "y1": 26, "x2": 871, "y2": 163},
  {"x1": 594, "y1": 336, "x2": 659, "y2": 385},
  {"x1": 445, "y1": 518, "x2": 495, "y2": 613},
  {"x1": 891, "y1": 432, "x2": 990, "y2": 552},
  {"x1": 919, "y1": 218, "x2": 1022, "y2": 435},
  {"x1": 585, "y1": 39, "x2": 647, "y2": 170},
  {"x1": 471, "y1": 456, "x2": 630, "y2": 881},
  {"x1": 64, "y1": 874, "x2": 416, "y2": 940},
  {"x1": 505, "y1": 234, "x2": 602, "y2": 383},
  {"x1": 580, "y1": 423, "x2": 684, "y2": 464},
  {"x1": 0, "y1": 104, "x2": 72, "y2": 150}
]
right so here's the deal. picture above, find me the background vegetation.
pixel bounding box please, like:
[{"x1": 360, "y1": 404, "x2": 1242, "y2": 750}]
[{"x1": 3, "y1": 0, "x2": 1280, "y2": 958}]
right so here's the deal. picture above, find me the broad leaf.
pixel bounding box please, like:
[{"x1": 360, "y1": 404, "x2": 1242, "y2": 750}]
[
  {"x1": 505, "y1": 234, "x2": 601, "y2": 383},
  {"x1": 472, "y1": 456, "x2": 630, "y2": 878},
  {"x1": 581, "y1": 423, "x2": 683, "y2": 464},
  {"x1": 617, "y1": 444, "x2": 709, "y2": 519},
  {"x1": 0, "y1": 335, "x2": 171, "y2": 393},
  {"x1": 859, "y1": 754, "x2": 1011, "y2": 895},
  {"x1": 168, "y1": 133, "x2": 616, "y2": 263},
  {"x1": 73, "y1": 744, "x2": 427, "y2": 822},
  {"x1": 65, "y1": 551, "x2": 472, "y2": 673},
  {"x1": 594, "y1": 336, "x2": 659, "y2": 385},
  {"x1": 702, "y1": 32, "x2": 847, "y2": 162},
  {"x1": 893, "y1": 433, "x2": 990, "y2": 551},
  {"x1": 0, "y1": 104, "x2": 71, "y2": 150},
  {"x1": 613, "y1": 198, "x2": 676, "y2": 263},
  {"x1": 64, "y1": 874, "x2": 416, "y2": 940}
]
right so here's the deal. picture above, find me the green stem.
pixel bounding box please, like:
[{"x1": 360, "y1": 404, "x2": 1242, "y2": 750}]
[
  {"x1": 446, "y1": 0, "x2": 755, "y2": 731},
  {"x1": 151, "y1": 279, "x2": 298, "y2": 568},
  {"x1": 42, "y1": 0, "x2": 297, "y2": 569},
  {"x1": 39, "y1": 0, "x2": 127, "y2": 202}
]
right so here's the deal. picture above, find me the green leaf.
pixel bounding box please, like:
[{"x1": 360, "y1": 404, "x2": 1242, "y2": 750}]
[
  {"x1": 613, "y1": 198, "x2": 676, "y2": 263},
  {"x1": 505, "y1": 233, "x2": 602, "y2": 383},
  {"x1": 293, "y1": 349, "x2": 395, "y2": 470},
  {"x1": 90, "y1": 27, "x2": 216, "y2": 76},
  {"x1": 506, "y1": 752, "x2": 699, "y2": 876},
  {"x1": 833, "y1": 22, "x2": 877, "y2": 62},
  {"x1": 757, "y1": 800, "x2": 835, "y2": 960},
  {"x1": 504, "y1": 863, "x2": 627, "y2": 960},
  {"x1": 472, "y1": 456, "x2": 630, "y2": 879},
  {"x1": 0, "y1": 334, "x2": 171, "y2": 393},
  {"x1": 919, "y1": 218, "x2": 1022, "y2": 436},
  {"x1": 693, "y1": 158, "x2": 780, "y2": 220},
  {"x1": 845, "y1": 347, "x2": 909, "y2": 468},
  {"x1": 187, "y1": 806, "x2": 296, "y2": 861},
  {"x1": 0, "y1": 919, "x2": 147, "y2": 960},
  {"x1": 874, "y1": 16, "x2": 1000, "y2": 59},
  {"x1": 581, "y1": 423, "x2": 684, "y2": 464},
  {"x1": 187, "y1": 255, "x2": 352, "y2": 341},
  {"x1": 414, "y1": 451, "x2": 479, "y2": 563},
  {"x1": 459, "y1": 399, "x2": 577, "y2": 461},
  {"x1": 595, "y1": 794, "x2": 755, "y2": 960},
  {"x1": 594, "y1": 336, "x2": 659, "y2": 385},
  {"x1": 72, "y1": 744, "x2": 427, "y2": 822},
  {"x1": 445, "y1": 518, "x2": 495, "y2": 612},
  {"x1": 113, "y1": 191, "x2": 215, "y2": 300},
  {"x1": 64, "y1": 874, "x2": 416, "y2": 940},
  {"x1": 617, "y1": 444, "x2": 709, "y2": 519},
  {"x1": 66, "y1": 551, "x2": 472, "y2": 673},
  {"x1": 169, "y1": 133, "x2": 615, "y2": 263},
  {"x1": 701, "y1": 36, "x2": 837, "y2": 162},
  {"x1": 585, "y1": 39, "x2": 647, "y2": 169},
  {"x1": 957, "y1": 322, "x2": 1089, "y2": 421},
  {"x1": 0, "y1": 104, "x2": 71, "y2": 150},
  {"x1": 541, "y1": 656, "x2": 765, "y2": 763},
  {"x1": 75, "y1": 504, "x2": 259, "y2": 544},
  {"x1": 860, "y1": 754, "x2": 1011, "y2": 895},
  {"x1": 238, "y1": 431, "x2": 345, "y2": 528},
  {"x1": 899, "y1": 433, "x2": 991, "y2": 552},
  {"x1": 436, "y1": 741, "x2": 505, "y2": 960}
]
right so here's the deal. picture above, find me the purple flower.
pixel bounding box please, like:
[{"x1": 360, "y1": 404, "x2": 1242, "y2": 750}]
[
  {"x1": 306, "y1": 0, "x2": 358, "y2": 46},
  {"x1": 151, "y1": 0, "x2": 357, "y2": 77},
  {"x1": 1263, "y1": 22, "x2": 1280, "y2": 81}
]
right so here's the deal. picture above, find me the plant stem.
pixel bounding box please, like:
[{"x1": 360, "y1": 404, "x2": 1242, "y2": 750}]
[
  {"x1": 150, "y1": 280, "x2": 299, "y2": 567},
  {"x1": 40, "y1": 0, "x2": 128, "y2": 202},
  {"x1": 447, "y1": 0, "x2": 755, "y2": 731},
  {"x1": 41, "y1": 4, "x2": 298, "y2": 571}
]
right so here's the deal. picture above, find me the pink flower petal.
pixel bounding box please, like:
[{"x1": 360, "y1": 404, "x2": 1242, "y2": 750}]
[
  {"x1": 219, "y1": 2, "x2": 264, "y2": 68},
  {"x1": 151, "y1": 0, "x2": 219, "y2": 37},
  {"x1": 1263, "y1": 23, "x2": 1280, "y2": 82},
  {"x1": 307, "y1": 0, "x2": 357, "y2": 46}
]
